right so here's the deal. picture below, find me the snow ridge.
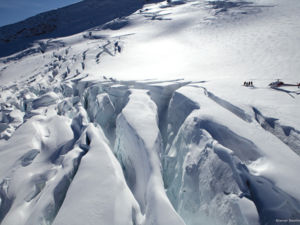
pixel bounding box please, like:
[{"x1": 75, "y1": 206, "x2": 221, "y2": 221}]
[{"x1": 1, "y1": 70, "x2": 300, "y2": 224}]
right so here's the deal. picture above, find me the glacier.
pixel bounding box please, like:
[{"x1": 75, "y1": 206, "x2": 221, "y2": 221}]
[{"x1": 1, "y1": 0, "x2": 300, "y2": 225}]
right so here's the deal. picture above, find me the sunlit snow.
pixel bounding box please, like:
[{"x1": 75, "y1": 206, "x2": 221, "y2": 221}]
[{"x1": 0, "y1": 0, "x2": 300, "y2": 225}]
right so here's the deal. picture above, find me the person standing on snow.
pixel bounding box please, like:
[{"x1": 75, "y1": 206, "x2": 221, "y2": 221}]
[{"x1": 114, "y1": 41, "x2": 119, "y2": 54}]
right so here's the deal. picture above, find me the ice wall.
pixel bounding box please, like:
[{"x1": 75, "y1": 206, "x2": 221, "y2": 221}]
[{"x1": 1, "y1": 73, "x2": 300, "y2": 225}]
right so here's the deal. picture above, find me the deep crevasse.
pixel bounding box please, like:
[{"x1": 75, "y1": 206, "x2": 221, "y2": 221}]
[
  {"x1": 1, "y1": 0, "x2": 300, "y2": 223},
  {"x1": 0, "y1": 77, "x2": 300, "y2": 225}
]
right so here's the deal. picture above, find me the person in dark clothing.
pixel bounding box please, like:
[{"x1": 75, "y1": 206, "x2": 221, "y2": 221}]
[{"x1": 114, "y1": 41, "x2": 119, "y2": 54}]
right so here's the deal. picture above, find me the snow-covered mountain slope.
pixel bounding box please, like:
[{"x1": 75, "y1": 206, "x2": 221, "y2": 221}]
[
  {"x1": 1, "y1": 0, "x2": 300, "y2": 225},
  {"x1": 0, "y1": 0, "x2": 145, "y2": 58}
]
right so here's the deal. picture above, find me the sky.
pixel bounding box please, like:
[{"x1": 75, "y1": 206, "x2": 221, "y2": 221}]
[{"x1": 0, "y1": 0, "x2": 81, "y2": 27}]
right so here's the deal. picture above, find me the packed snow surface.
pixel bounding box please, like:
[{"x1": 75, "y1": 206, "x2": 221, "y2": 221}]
[{"x1": 0, "y1": 0, "x2": 300, "y2": 225}]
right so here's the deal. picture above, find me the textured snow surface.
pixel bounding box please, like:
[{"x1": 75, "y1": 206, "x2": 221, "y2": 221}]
[{"x1": 1, "y1": 0, "x2": 300, "y2": 225}]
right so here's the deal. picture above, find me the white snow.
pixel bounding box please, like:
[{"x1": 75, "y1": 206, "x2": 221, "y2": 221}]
[
  {"x1": 53, "y1": 124, "x2": 143, "y2": 225},
  {"x1": 115, "y1": 89, "x2": 185, "y2": 225},
  {"x1": 1, "y1": 0, "x2": 300, "y2": 224}
]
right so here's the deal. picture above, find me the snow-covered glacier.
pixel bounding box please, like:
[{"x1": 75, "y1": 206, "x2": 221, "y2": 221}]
[{"x1": 1, "y1": 0, "x2": 300, "y2": 225}]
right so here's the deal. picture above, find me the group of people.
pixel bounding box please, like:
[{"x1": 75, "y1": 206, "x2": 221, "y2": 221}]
[{"x1": 243, "y1": 81, "x2": 254, "y2": 87}]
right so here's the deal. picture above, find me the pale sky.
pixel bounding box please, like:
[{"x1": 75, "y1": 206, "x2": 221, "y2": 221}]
[{"x1": 0, "y1": 0, "x2": 81, "y2": 27}]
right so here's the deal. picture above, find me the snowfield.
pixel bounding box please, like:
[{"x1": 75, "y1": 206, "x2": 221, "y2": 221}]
[{"x1": 0, "y1": 0, "x2": 300, "y2": 225}]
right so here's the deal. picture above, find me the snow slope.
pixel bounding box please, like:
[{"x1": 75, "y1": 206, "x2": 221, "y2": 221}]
[
  {"x1": 0, "y1": 0, "x2": 144, "y2": 57},
  {"x1": 0, "y1": 0, "x2": 300, "y2": 225}
]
